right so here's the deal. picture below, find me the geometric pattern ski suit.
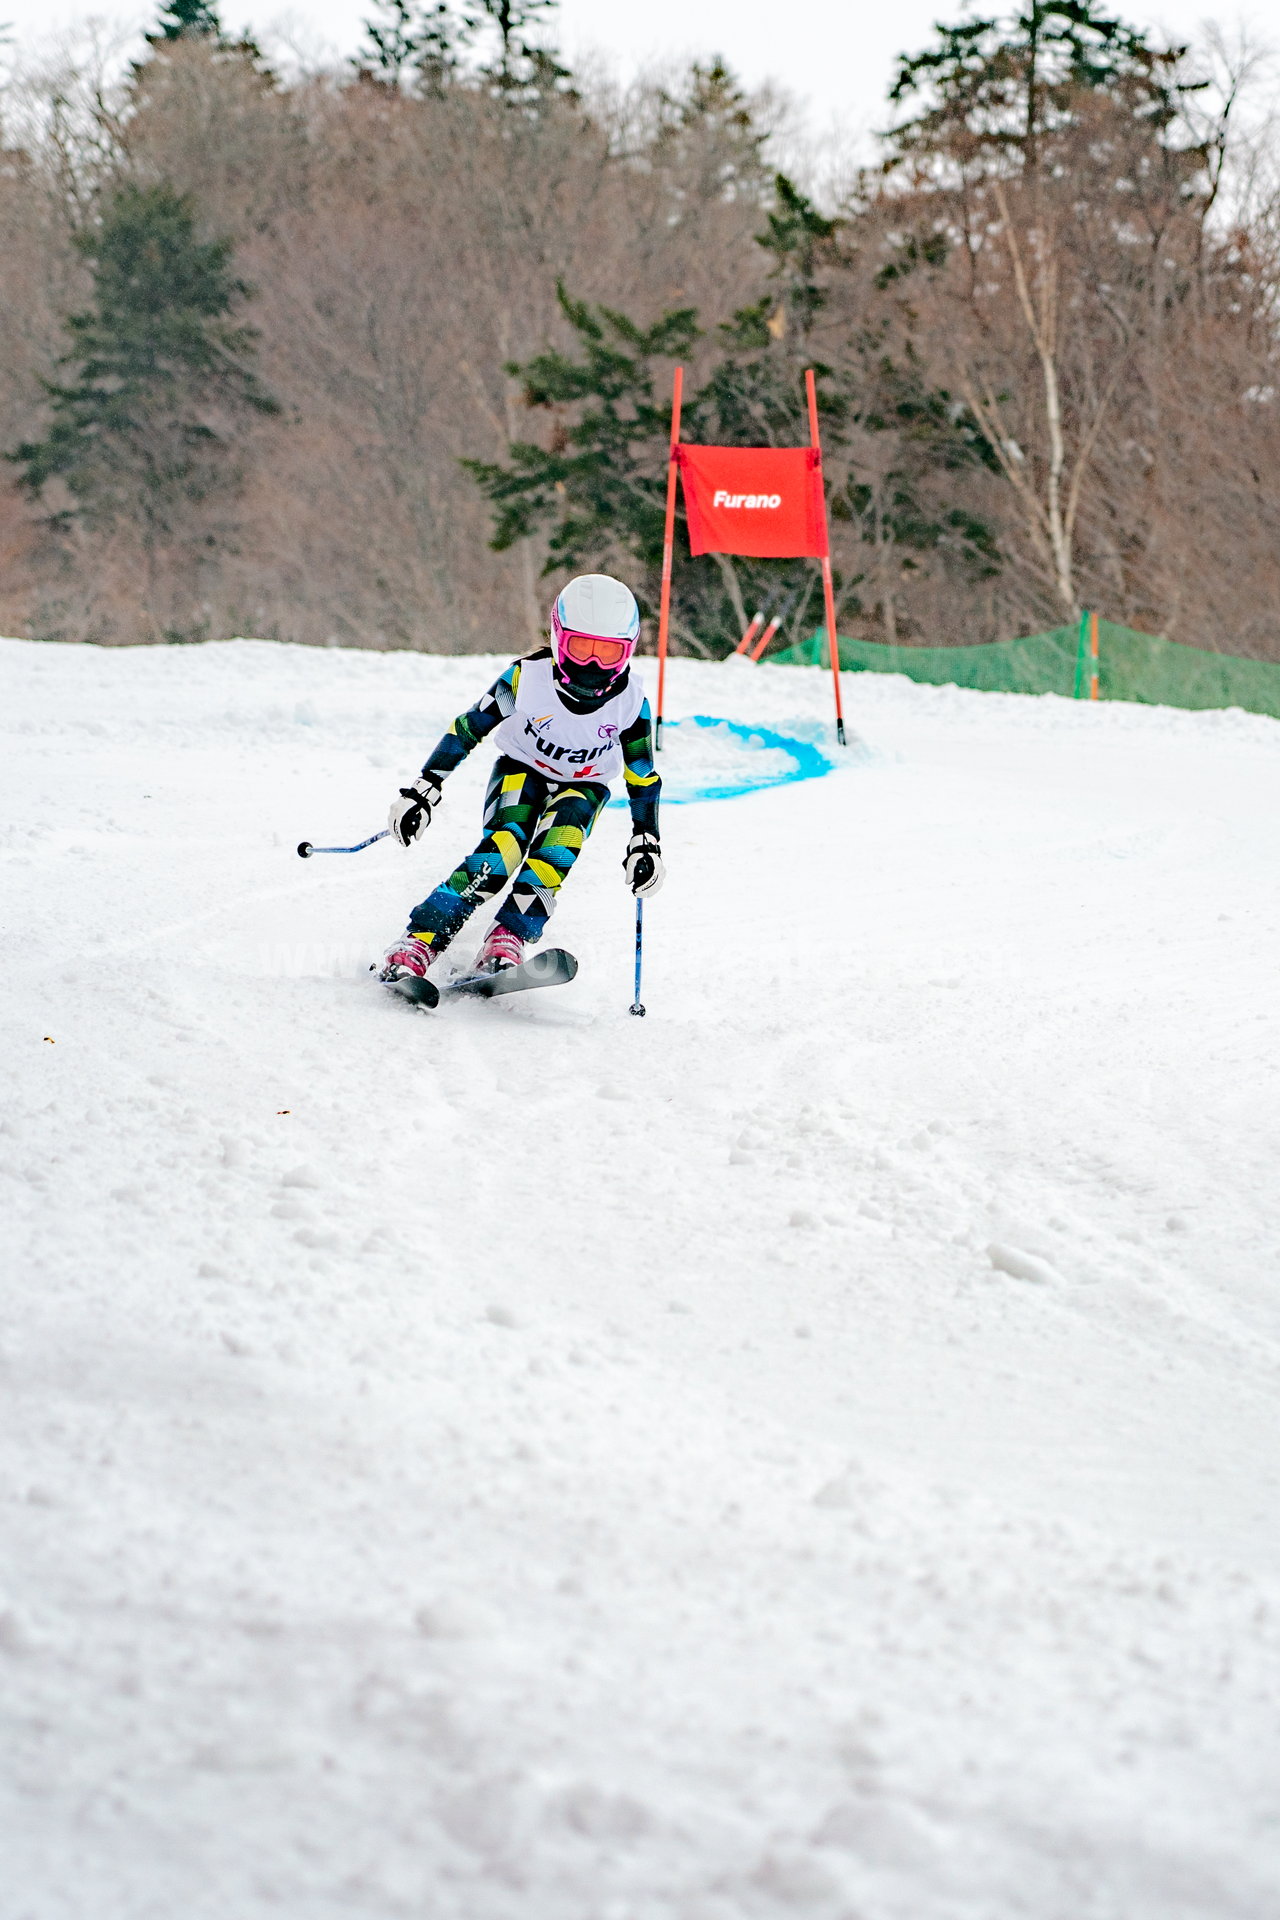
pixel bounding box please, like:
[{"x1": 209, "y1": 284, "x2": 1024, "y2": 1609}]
[
  {"x1": 407, "y1": 756, "x2": 608, "y2": 951},
  {"x1": 404, "y1": 651, "x2": 661, "y2": 954}
]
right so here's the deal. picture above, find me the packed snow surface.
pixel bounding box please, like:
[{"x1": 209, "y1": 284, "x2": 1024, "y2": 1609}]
[{"x1": 3, "y1": 636, "x2": 1280, "y2": 1920}]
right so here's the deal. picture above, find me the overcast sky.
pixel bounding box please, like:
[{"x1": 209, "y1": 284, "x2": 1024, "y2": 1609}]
[{"x1": 1, "y1": 0, "x2": 1273, "y2": 150}]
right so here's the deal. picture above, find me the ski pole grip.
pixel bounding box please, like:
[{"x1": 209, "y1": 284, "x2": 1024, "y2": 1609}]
[{"x1": 297, "y1": 842, "x2": 313, "y2": 859}]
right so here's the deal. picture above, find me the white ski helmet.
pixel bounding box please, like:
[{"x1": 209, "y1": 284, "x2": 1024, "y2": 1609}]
[{"x1": 551, "y1": 574, "x2": 641, "y2": 690}]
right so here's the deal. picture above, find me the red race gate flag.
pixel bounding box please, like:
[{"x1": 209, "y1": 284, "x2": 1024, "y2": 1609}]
[{"x1": 676, "y1": 445, "x2": 827, "y2": 559}]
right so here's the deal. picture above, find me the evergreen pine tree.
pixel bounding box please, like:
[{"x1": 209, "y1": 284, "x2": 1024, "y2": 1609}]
[
  {"x1": 472, "y1": 0, "x2": 573, "y2": 104},
  {"x1": 465, "y1": 175, "x2": 1000, "y2": 652},
  {"x1": 416, "y1": 2, "x2": 470, "y2": 95},
  {"x1": 150, "y1": 0, "x2": 223, "y2": 43},
  {"x1": 357, "y1": 0, "x2": 472, "y2": 93},
  {"x1": 356, "y1": 0, "x2": 568, "y2": 100},
  {"x1": 141, "y1": 0, "x2": 266, "y2": 82},
  {"x1": 358, "y1": 0, "x2": 425, "y2": 89},
  {"x1": 11, "y1": 183, "x2": 278, "y2": 593},
  {"x1": 462, "y1": 286, "x2": 699, "y2": 613},
  {"x1": 881, "y1": 3, "x2": 1205, "y2": 621},
  {"x1": 886, "y1": 0, "x2": 1189, "y2": 175},
  {"x1": 647, "y1": 60, "x2": 771, "y2": 215}
]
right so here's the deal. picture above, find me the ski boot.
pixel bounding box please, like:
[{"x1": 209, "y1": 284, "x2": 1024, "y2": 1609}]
[
  {"x1": 379, "y1": 931, "x2": 438, "y2": 986},
  {"x1": 474, "y1": 924, "x2": 525, "y2": 975}
]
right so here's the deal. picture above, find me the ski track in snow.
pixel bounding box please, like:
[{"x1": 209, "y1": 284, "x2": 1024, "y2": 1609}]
[{"x1": 2, "y1": 637, "x2": 1280, "y2": 1920}]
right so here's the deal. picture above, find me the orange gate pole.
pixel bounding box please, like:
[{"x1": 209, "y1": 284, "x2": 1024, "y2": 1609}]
[
  {"x1": 654, "y1": 365, "x2": 683, "y2": 750},
  {"x1": 749, "y1": 604, "x2": 786, "y2": 662},
  {"x1": 805, "y1": 368, "x2": 846, "y2": 747},
  {"x1": 1089, "y1": 609, "x2": 1100, "y2": 701},
  {"x1": 734, "y1": 607, "x2": 766, "y2": 655}
]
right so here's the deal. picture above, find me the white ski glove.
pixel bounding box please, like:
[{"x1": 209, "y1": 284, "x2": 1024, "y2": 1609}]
[
  {"x1": 624, "y1": 831, "x2": 664, "y2": 896},
  {"x1": 388, "y1": 774, "x2": 442, "y2": 848}
]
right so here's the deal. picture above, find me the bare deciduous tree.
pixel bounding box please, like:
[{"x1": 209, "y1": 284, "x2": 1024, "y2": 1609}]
[{"x1": 1, "y1": 11, "x2": 1279, "y2": 659}]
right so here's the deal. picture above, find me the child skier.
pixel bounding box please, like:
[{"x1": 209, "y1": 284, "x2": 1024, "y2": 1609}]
[{"x1": 379, "y1": 573, "x2": 664, "y2": 988}]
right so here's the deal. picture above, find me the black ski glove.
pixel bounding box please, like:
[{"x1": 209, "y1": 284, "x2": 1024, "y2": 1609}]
[
  {"x1": 624, "y1": 831, "x2": 664, "y2": 896},
  {"x1": 388, "y1": 774, "x2": 442, "y2": 848}
]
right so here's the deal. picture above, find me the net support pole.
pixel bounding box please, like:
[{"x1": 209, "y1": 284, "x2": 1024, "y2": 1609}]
[
  {"x1": 1089, "y1": 609, "x2": 1100, "y2": 701},
  {"x1": 806, "y1": 368, "x2": 846, "y2": 747},
  {"x1": 1074, "y1": 608, "x2": 1089, "y2": 698},
  {"x1": 654, "y1": 365, "x2": 683, "y2": 751}
]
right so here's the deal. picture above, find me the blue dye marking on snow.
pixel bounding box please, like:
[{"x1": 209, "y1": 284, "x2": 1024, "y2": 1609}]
[{"x1": 608, "y1": 714, "x2": 837, "y2": 807}]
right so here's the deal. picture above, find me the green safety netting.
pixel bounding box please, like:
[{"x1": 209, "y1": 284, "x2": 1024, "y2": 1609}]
[{"x1": 771, "y1": 619, "x2": 1280, "y2": 721}]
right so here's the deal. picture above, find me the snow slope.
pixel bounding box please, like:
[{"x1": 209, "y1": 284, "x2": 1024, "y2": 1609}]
[{"x1": 3, "y1": 636, "x2": 1280, "y2": 1920}]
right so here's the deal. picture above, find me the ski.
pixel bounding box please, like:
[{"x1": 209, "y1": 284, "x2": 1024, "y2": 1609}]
[
  {"x1": 381, "y1": 947, "x2": 577, "y2": 1010},
  {"x1": 443, "y1": 946, "x2": 577, "y2": 1001},
  {"x1": 381, "y1": 971, "x2": 440, "y2": 1007}
]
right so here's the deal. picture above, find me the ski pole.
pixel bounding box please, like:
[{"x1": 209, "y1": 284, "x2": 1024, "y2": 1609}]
[
  {"x1": 630, "y1": 896, "x2": 646, "y2": 1017},
  {"x1": 297, "y1": 829, "x2": 390, "y2": 858}
]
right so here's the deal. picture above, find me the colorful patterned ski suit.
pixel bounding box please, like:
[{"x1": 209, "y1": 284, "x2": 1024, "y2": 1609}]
[{"x1": 406, "y1": 650, "x2": 660, "y2": 953}]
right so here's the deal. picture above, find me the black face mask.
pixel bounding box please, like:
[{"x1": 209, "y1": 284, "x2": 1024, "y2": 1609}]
[{"x1": 553, "y1": 657, "x2": 628, "y2": 711}]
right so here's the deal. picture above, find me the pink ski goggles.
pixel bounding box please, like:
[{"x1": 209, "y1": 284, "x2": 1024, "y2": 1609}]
[{"x1": 558, "y1": 629, "x2": 632, "y2": 669}]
